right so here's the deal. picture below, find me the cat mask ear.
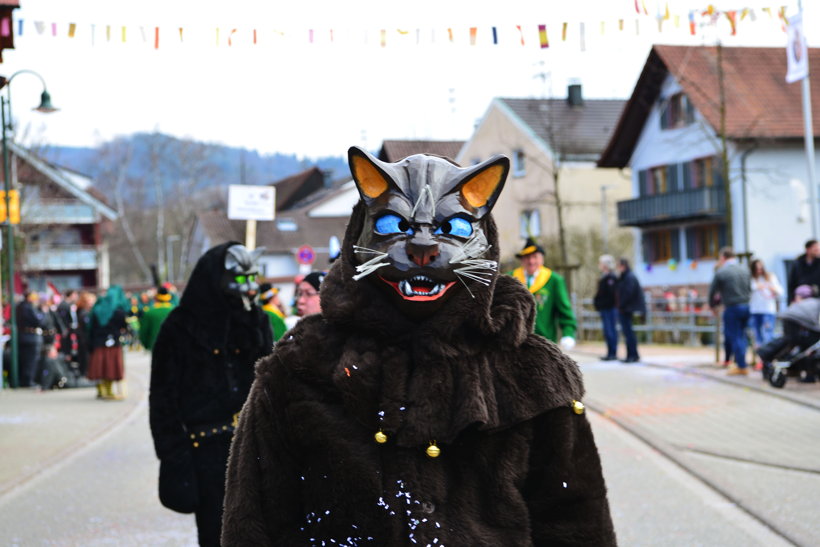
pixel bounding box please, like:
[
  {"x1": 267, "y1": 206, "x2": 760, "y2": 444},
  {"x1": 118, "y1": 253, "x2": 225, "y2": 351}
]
[
  {"x1": 453, "y1": 155, "x2": 509, "y2": 218},
  {"x1": 348, "y1": 146, "x2": 393, "y2": 202}
]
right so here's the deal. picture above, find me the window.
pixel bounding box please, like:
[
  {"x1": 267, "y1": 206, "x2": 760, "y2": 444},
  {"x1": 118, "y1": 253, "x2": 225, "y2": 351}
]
[
  {"x1": 276, "y1": 219, "x2": 298, "y2": 231},
  {"x1": 685, "y1": 223, "x2": 726, "y2": 260},
  {"x1": 642, "y1": 228, "x2": 680, "y2": 263},
  {"x1": 520, "y1": 209, "x2": 541, "y2": 238},
  {"x1": 512, "y1": 149, "x2": 526, "y2": 177},
  {"x1": 638, "y1": 164, "x2": 679, "y2": 196},
  {"x1": 683, "y1": 156, "x2": 724, "y2": 190},
  {"x1": 660, "y1": 93, "x2": 695, "y2": 129}
]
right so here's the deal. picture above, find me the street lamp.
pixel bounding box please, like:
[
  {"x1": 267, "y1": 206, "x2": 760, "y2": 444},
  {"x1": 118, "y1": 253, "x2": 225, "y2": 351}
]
[{"x1": 0, "y1": 70, "x2": 58, "y2": 388}]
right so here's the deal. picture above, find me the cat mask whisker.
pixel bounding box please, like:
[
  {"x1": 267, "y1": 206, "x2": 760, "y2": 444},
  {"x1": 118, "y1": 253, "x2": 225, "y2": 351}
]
[{"x1": 352, "y1": 246, "x2": 391, "y2": 281}]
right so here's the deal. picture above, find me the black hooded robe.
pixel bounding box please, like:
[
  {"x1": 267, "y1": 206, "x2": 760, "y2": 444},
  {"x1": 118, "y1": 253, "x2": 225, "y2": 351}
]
[
  {"x1": 149, "y1": 241, "x2": 274, "y2": 546},
  {"x1": 221, "y1": 206, "x2": 616, "y2": 546}
]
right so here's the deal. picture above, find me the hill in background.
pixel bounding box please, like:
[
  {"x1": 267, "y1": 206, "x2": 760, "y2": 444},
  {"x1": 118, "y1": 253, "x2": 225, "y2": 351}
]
[{"x1": 39, "y1": 132, "x2": 350, "y2": 192}]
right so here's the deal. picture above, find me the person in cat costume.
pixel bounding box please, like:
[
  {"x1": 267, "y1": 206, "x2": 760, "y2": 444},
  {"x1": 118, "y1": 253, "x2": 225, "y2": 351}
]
[
  {"x1": 221, "y1": 147, "x2": 616, "y2": 546},
  {"x1": 149, "y1": 242, "x2": 273, "y2": 547}
]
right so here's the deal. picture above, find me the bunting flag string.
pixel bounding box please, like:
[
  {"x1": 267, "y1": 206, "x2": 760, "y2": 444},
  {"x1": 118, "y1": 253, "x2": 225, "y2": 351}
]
[{"x1": 10, "y1": 4, "x2": 792, "y2": 52}]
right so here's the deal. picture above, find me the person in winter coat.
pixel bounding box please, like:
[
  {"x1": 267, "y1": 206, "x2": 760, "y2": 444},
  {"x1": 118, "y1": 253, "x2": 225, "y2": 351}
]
[
  {"x1": 709, "y1": 247, "x2": 752, "y2": 376},
  {"x1": 86, "y1": 286, "x2": 130, "y2": 400},
  {"x1": 593, "y1": 254, "x2": 619, "y2": 361},
  {"x1": 221, "y1": 147, "x2": 615, "y2": 546},
  {"x1": 509, "y1": 237, "x2": 577, "y2": 349},
  {"x1": 138, "y1": 286, "x2": 176, "y2": 351},
  {"x1": 16, "y1": 291, "x2": 46, "y2": 387},
  {"x1": 149, "y1": 242, "x2": 273, "y2": 547},
  {"x1": 616, "y1": 257, "x2": 646, "y2": 363},
  {"x1": 787, "y1": 239, "x2": 820, "y2": 303}
]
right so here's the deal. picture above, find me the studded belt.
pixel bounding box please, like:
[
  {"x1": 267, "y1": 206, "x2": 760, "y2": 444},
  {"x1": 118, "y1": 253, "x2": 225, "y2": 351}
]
[{"x1": 187, "y1": 412, "x2": 240, "y2": 448}]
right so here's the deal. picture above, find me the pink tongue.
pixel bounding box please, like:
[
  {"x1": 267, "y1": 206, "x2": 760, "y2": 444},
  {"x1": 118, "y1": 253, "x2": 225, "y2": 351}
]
[{"x1": 412, "y1": 285, "x2": 431, "y2": 293}]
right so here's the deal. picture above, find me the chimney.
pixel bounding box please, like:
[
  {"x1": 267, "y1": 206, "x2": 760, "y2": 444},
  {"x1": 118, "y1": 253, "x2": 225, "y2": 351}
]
[{"x1": 567, "y1": 83, "x2": 583, "y2": 107}]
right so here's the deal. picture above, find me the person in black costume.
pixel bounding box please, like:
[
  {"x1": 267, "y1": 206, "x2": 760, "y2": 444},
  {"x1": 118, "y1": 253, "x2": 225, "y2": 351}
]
[{"x1": 149, "y1": 242, "x2": 273, "y2": 547}]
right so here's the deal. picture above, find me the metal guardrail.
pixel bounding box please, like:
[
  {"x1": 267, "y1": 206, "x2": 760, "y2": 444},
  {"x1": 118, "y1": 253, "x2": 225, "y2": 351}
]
[
  {"x1": 576, "y1": 296, "x2": 718, "y2": 346},
  {"x1": 617, "y1": 186, "x2": 725, "y2": 226},
  {"x1": 20, "y1": 199, "x2": 97, "y2": 224},
  {"x1": 23, "y1": 245, "x2": 98, "y2": 270}
]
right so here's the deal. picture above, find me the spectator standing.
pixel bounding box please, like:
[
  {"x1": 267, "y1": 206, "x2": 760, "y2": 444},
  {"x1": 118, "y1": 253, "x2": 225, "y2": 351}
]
[
  {"x1": 87, "y1": 286, "x2": 130, "y2": 399},
  {"x1": 615, "y1": 258, "x2": 646, "y2": 363},
  {"x1": 138, "y1": 286, "x2": 176, "y2": 351},
  {"x1": 593, "y1": 254, "x2": 619, "y2": 360},
  {"x1": 787, "y1": 239, "x2": 820, "y2": 303},
  {"x1": 258, "y1": 283, "x2": 287, "y2": 341},
  {"x1": 295, "y1": 272, "x2": 325, "y2": 319},
  {"x1": 509, "y1": 237, "x2": 577, "y2": 350},
  {"x1": 749, "y1": 258, "x2": 784, "y2": 350},
  {"x1": 16, "y1": 292, "x2": 46, "y2": 387},
  {"x1": 709, "y1": 248, "x2": 752, "y2": 375},
  {"x1": 75, "y1": 291, "x2": 96, "y2": 377}
]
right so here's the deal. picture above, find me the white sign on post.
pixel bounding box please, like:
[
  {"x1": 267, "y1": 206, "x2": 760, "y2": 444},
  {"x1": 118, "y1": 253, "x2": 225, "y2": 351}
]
[{"x1": 227, "y1": 185, "x2": 276, "y2": 221}]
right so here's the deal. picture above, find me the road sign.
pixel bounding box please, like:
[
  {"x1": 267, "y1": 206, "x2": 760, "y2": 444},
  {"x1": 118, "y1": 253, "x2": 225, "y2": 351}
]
[
  {"x1": 227, "y1": 185, "x2": 276, "y2": 221},
  {"x1": 296, "y1": 244, "x2": 316, "y2": 265}
]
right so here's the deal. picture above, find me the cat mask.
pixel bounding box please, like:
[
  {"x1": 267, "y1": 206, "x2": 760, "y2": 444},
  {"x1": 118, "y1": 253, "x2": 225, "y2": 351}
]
[{"x1": 347, "y1": 146, "x2": 509, "y2": 318}]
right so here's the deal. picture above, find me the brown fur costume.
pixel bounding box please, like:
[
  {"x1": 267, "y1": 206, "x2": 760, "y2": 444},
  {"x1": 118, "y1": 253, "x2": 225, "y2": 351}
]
[{"x1": 222, "y1": 176, "x2": 616, "y2": 546}]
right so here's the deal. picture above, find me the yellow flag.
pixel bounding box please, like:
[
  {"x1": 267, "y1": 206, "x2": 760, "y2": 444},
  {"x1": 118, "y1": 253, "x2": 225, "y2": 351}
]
[{"x1": 0, "y1": 190, "x2": 20, "y2": 224}]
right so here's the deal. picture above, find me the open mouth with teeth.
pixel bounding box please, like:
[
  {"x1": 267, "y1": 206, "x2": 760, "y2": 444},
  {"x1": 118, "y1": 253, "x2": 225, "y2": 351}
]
[{"x1": 380, "y1": 275, "x2": 456, "y2": 301}]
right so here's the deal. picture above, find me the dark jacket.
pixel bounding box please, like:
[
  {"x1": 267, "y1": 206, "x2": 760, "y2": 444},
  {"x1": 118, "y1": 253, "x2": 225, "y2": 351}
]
[
  {"x1": 787, "y1": 253, "x2": 820, "y2": 303},
  {"x1": 88, "y1": 309, "x2": 128, "y2": 350},
  {"x1": 149, "y1": 241, "x2": 274, "y2": 461},
  {"x1": 222, "y1": 204, "x2": 616, "y2": 547},
  {"x1": 616, "y1": 269, "x2": 646, "y2": 314},
  {"x1": 593, "y1": 271, "x2": 618, "y2": 311},
  {"x1": 16, "y1": 300, "x2": 46, "y2": 345},
  {"x1": 709, "y1": 261, "x2": 751, "y2": 308}
]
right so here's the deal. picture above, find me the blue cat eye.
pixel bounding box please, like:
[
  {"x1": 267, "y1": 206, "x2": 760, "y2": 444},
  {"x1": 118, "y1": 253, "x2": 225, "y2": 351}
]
[
  {"x1": 435, "y1": 217, "x2": 473, "y2": 238},
  {"x1": 375, "y1": 213, "x2": 414, "y2": 235}
]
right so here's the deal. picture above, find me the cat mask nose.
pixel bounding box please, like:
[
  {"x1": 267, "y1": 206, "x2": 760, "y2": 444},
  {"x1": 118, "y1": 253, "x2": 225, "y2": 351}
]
[{"x1": 407, "y1": 229, "x2": 439, "y2": 267}]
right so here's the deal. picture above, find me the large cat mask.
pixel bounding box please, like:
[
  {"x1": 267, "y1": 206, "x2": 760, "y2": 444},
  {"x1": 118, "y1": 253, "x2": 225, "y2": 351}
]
[{"x1": 348, "y1": 146, "x2": 509, "y2": 317}]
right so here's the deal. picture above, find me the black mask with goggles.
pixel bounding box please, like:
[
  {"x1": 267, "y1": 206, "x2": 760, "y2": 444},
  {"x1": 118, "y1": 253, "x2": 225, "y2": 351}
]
[{"x1": 222, "y1": 244, "x2": 265, "y2": 311}]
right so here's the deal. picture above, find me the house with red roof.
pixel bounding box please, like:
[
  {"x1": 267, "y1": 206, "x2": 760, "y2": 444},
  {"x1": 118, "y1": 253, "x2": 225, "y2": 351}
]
[{"x1": 598, "y1": 44, "x2": 820, "y2": 295}]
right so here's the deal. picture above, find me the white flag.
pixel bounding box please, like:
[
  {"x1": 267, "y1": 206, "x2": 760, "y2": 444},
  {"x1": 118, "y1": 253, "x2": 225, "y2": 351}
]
[{"x1": 786, "y1": 13, "x2": 809, "y2": 83}]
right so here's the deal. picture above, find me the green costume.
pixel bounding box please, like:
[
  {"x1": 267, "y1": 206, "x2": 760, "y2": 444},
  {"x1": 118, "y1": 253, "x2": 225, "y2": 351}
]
[
  {"x1": 262, "y1": 304, "x2": 287, "y2": 341},
  {"x1": 510, "y1": 266, "x2": 577, "y2": 342},
  {"x1": 138, "y1": 302, "x2": 175, "y2": 350}
]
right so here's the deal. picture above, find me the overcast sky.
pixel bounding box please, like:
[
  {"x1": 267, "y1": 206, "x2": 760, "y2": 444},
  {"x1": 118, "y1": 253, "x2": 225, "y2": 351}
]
[{"x1": 0, "y1": 0, "x2": 813, "y2": 158}]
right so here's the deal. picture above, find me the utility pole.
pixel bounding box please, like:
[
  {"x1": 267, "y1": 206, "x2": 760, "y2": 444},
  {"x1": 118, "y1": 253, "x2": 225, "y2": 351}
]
[{"x1": 797, "y1": 0, "x2": 818, "y2": 237}]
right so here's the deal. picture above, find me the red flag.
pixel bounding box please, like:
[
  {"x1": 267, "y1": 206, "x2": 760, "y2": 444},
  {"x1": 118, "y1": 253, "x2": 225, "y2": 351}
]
[
  {"x1": 516, "y1": 25, "x2": 525, "y2": 46},
  {"x1": 154, "y1": 26, "x2": 159, "y2": 49},
  {"x1": 726, "y1": 11, "x2": 737, "y2": 35}
]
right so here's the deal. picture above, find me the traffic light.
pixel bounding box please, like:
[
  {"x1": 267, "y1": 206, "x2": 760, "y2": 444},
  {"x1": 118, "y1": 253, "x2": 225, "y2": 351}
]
[{"x1": 0, "y1": 190, "x2": 20, "y2": 224}]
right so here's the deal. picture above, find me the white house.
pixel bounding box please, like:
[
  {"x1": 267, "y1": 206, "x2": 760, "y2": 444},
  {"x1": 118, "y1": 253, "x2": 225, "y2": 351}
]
[{"x1": 598, "y1": 44, "x2": 820, "y2": 299}]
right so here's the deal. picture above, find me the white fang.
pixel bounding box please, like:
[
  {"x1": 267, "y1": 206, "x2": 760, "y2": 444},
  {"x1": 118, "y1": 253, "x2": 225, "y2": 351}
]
[{"x1": 352, "y1": 246, "x2": 390, "y2": 281}]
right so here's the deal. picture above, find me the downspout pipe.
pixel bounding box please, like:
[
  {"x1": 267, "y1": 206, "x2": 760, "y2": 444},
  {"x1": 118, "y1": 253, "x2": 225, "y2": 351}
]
[{"x1": 740, "y1": 142, "x2": 759, "y2": 256}]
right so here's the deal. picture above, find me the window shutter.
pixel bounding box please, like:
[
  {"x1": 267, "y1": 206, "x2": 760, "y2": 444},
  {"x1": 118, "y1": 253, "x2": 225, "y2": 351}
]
[
  {"x1": 667, "y1": 164, "x2": 679, "y2": 192},
  {"x1": 671, "y1": 228, "x2": 681, "y2": 261},
  {"x1": 639, "y1": 170, "x2": 648, "y2": 196},
  {"x1": 660, "y1": 102, "x2": 669, "y2": 129},
  {"x1": 685, "y1": 227, "x2": 695, "y2": 259},
  {"x1": 642, "y1": 232, "x2": 653, "y2": 263},
  {"x1": 684, "y1": 95, "x2": 696, "y2": 123},
  {"x1": 712, "y1": 156, "x2": 724, "y2": 186},
  {"x1": 682, "y1": 161, "x2": 692, "y2": 190},
  {"x1": 718, "y1": 223, "x2": 727, "y2": 248}
]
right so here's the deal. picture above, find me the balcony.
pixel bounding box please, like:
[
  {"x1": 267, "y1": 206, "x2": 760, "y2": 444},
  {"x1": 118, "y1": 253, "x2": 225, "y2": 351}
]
[
  {"x1": 617, "y1": 186, "x2": 726, "y2": 227},
  {"x1": 21, "y1": 199, "x2": 98, "y2": 224},
  {"x1": 22, "y1": 245, "x2": 99, "y2": 271}
]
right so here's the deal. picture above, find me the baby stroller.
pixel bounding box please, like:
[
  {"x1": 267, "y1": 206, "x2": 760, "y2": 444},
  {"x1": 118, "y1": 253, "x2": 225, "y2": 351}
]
[{"x1": 758, "y1": 297, "x2": 820, "y2": 388}]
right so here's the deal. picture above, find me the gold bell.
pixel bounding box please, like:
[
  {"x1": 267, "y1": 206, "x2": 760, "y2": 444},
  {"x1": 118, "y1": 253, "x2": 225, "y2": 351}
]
[
  {"x1": 572, "y1": 400, "x2": 585, "y2": 415},
  {"x1": 425, "y1": 441, "x2": 441, "y2": 458},
  {"x1": 374, "y1": 430, "x2": 388, "y2": 444}
]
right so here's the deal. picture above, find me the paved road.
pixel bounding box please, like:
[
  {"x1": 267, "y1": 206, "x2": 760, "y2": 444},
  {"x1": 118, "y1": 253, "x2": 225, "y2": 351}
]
[
  {"x1": 0, "y1": 352, "x2": 199, "y2": 546},
  {"x1": 1, "y1": 347, "x2": 817, "y2": 545}
]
